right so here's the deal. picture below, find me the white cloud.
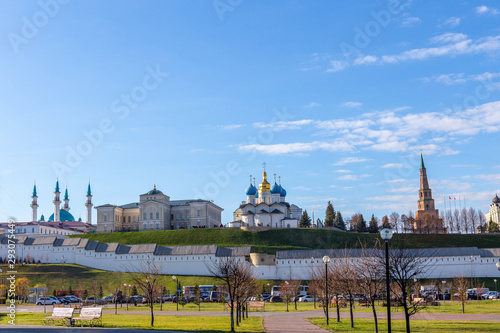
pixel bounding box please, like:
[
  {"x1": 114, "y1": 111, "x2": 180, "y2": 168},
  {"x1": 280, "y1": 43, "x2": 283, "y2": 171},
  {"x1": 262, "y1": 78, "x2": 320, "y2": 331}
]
[
  {"x1": 439, "y1": 17, "x2": 461, "y2": 27},
  {"x1": 333, "y1": 157, "x2": 370, "y2": 166},
  {"x1": 423, "y1": 71, "x2": 500, "y2": 86},
  {"x1": 0, "y1": 170, "x2": 12, "y2": 176},
  {"x1": 335, "y1": 169, "x2": 351, "y2": 173},
  {"x1": 381, "y1": 163, "x2": 404, "y2": 168},
  {"x1": 218, "y1": 124, "x2": 243, "y2": 130},
  {"x1": 326, "y1": 60, "x2": 348, "y2": 72},
  {"x1": 341, "y1": 101, "x2": 363, "y2": 108},
  {"x1": 475, "y1": 5, "x2": 499, "y2": 15},
  {"x1": 304, "y1": 102, "x2": 321, "y2": 109},
  {"x1": 238, "y1": 140, "x2": 353, "y2": 155},
  {"x1": 430, "y1": 32, "x2": 468, "y2": 44},
  {"x1": 253, "y1": 120, "x2": 313, "y2": 130},
  {"x1": 327, "y1": 34, "x2": 500, "y2": 72},
  {"x1": 401, "y1": 17, "x2": 421, "y2": 26},
  {"x1": 292, "y1": 186, "x2": 312, "y2": 191},
  {"x1": 338, "y1": 174, "x2": 371, "y2": 181}
]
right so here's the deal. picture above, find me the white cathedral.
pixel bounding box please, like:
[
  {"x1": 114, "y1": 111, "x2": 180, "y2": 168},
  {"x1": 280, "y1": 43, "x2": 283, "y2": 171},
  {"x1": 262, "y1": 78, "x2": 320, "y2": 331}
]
[{"x1": 230, "y1": 169, "x2": 302, "y2": 228}]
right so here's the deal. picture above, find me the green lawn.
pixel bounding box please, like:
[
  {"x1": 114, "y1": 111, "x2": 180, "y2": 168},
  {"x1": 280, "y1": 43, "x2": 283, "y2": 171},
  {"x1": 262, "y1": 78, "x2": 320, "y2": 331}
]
[
  {"x1": 308, "y1": 318, "x2": 500, "y2": 332},
  {"x1": 0, "y1": 313, "x2": 264, "y2": 332},
  {"x1": 70, "y1": 228, "x2": 500, "y2": 254},
  {"x1": 106, "y1": 301, "x2": 320, "y2": 312},
  {"x1": 338, "y1": 300, "x2": 500, "y2": 315}
]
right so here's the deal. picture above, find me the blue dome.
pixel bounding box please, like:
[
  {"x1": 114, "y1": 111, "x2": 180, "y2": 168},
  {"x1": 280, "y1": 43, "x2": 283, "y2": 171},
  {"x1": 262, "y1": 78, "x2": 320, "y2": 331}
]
[
  {"x1": 48, "y1": 209, "x2": 75, "y2": 222},
  {"x1": 245, "y1": 184, "x2": 257, "y2": 196},
  {"x1": 271, "y1": 182, "x2": 281, "y2": 194},
  {"x1": 280, "y1": 186, "x2": 287, "y2": 197},
  {"x1": 255, "y1": 191, "x2": 259, "y2": 198}
]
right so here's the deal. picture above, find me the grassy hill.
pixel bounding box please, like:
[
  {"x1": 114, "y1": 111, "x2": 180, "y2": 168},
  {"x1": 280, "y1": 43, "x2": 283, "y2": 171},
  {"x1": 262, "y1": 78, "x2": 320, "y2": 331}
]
[
  {"x1": 11, "y1": 264, "x2": 275, "y2": 296},
  {"x1": 70, "y1": 229, "x2": 500, "y2": 254}
]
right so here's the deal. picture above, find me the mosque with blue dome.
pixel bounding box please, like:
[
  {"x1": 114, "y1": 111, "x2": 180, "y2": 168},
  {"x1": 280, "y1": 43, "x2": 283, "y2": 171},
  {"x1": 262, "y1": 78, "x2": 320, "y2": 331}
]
[
  {"x1": 25, "y1": 180, "x2": 96, "y2": 234},
  {"x1": 230, "y1": 169, "x2": 302, "y2": 228}
]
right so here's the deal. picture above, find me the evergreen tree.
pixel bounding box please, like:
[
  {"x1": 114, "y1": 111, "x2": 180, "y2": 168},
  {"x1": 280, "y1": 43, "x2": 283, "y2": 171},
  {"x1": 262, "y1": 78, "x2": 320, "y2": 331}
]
[
  {"x1": 83, "y1": 289, "x2": 88, "y2": 300},
  {"x1": 98, "y1": 285, "x2": 104, "y2": 299},
  {"x1": 299, "y1": 210, "x2": 311, "y2": 228},
  {"x1": 52, "y1": 289, "x2": 57, "y2": 296},
  {"x1": 131, "y1": 285, "x2": 138, "y2": 296},
  {"x1": 356, "y1": 214, "x2": 367, "y2": 232},
  {"x1": 68, "y1": 285, "x2": 73, "y2": 296},
  {"x1": 324, "y1": 201, "x2": 336, "y2": 227},
  {"x1": 368, "y1": 214, "x2": 379, "y2": 233},
  {"x1": 333, "y1": 211, "x2": 346, "y2": 230},
  {"x1": 489, "y1": 221, "x2": 499, "y2": 233}
]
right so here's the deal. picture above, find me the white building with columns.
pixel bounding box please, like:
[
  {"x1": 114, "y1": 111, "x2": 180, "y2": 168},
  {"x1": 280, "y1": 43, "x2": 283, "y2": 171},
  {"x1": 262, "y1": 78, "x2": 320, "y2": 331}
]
[
  {"x1": 95, "y1": 185, "x2": 223, "y2": 233},
  {"x1": 230, "y1": 170, "x2": 302, "y2": 228}
]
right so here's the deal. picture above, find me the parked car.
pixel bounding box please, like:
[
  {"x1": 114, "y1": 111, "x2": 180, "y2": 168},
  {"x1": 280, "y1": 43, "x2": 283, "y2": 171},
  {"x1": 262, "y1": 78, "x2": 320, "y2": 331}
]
[
  {"x1": 57, "y1": 296, "x2": 72, "y2": 304},
  {"x1": 270, "y1": 296, "x2": 283, "y2": 303},
  {"x1": 102, "y1": 295, "x2": 115, "y2": 303},
  {"x1": 64, "y1": 295, "x2": 82, "y2": 303},
  {"x1": 482, "y1": 291, "x2": 498, "y2": 300},
  {"x1": 488, "y1": 291, "x2": 499, "y2": 300},
  {"x1": 85, "y1": 297, "x2": 99, "y2": 304},
  {"x1": 261, "y1": 294, "x2": 272, "y2": 301},
  {"x1": 36, "y1": 296, "x2": 61, "y2": 305},
  {"x1": 299, "y1": 295, "x2": 319, "y2": 302}
]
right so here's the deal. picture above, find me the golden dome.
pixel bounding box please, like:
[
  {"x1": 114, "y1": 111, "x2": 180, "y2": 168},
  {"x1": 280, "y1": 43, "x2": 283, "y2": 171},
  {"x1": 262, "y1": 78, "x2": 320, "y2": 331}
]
[{"x1": 259, "y1": 170, "x2": 271, "y2": 193}]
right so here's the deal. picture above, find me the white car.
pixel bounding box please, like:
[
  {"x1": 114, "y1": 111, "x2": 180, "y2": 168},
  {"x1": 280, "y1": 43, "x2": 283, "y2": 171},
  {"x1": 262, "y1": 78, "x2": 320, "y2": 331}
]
[
  {"x1": 488, "y1": 291, "x2": 499, "y2": 300},
  {"x1": 36, "y1": 296, "x2": 61, "y2": 305},
  {"x1": 299, "y1": 295, "x2": 319, "y2": 302}
]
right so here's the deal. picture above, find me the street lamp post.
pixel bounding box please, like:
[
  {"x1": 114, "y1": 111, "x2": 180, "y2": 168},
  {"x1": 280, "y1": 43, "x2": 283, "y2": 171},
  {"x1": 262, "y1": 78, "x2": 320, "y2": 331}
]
[
  {"x1": 494, "y1": 279, "x2": 497, "y2": 295},
  {"x1": 380, "y1": 228, "x2": 393, "y2": 333},
  {"x1": 172, "y1": 276, "x2": 179, "y2": 311},
  {"x1": 322, "y1": 255, "x2": 330, "y2": 325},
  {"x1": 60, "y1": 256, "x2": 66, "y2": 292},
  {"x1": 124, "y1": 284, "x2": 131, "y2": 311},
  {"x1": 442, "y1": 281, "x2": 447, "y2": 302}
]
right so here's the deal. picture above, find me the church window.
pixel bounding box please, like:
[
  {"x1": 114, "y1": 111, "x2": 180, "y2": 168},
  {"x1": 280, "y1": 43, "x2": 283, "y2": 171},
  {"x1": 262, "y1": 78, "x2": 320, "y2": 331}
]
[
  {"x1": 104, "y1": 215, "x2": 107, "y2": 222},
  {"x1": 156, "y1": 223, "x2": 159, "y2": 229},
  {"x1": 197, "y1": 210, "x2": 201, "y2": 217},
  {"x1": 176, "y1": 214, "x2": 179, "y2": 220},
  {"x1": 150, "y1": 212, "x2": 153, "y2": 219},
  {"x1": 181, "y1": 214, "x2": 184, "y2": 220},
  {"x1": 104, "y1": 225, "x2": 107, "y2": 232},
  {"x1": 122, "y1": 217, "x2": 125, "y2": 223},
  {"x1": 128, "y1": 216, "x2": 131, "y2": 223},
  {"x1": 156, "y1": 212, "x2": 159, "y2": 219},
  {"x1": 186, "y1": 213, "x2": 190, "y2": 219},
  {"x1": 144, "y1": 224, "x2": 147, "y2": 230},
  {"x1": 133, "y1": 216, "x2": 136, "y2": 222}
]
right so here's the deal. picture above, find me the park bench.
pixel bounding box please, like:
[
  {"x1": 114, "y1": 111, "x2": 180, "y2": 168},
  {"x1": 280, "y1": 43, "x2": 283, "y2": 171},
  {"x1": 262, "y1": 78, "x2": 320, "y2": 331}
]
[
  {"x1": 358, "y1": 298, "x2": 369, "y2": 307},
  {"x1": 70, "y1": 303, "x2": 82, "y2": 314},
  {"x1": 44, "y1": 307, "x2": 74, "y2": 326},
  {"x1": 74, "y1": 307, "x2": 103, "y2": 327},
  {"x1": 248, "y1": 301, "x2": 265, "y2": 311}
]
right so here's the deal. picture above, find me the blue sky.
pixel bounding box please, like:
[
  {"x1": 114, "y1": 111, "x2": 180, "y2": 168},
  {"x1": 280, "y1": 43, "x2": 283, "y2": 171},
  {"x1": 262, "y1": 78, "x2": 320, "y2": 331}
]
[{"x1": 1, "y1": 0, "x2": 499, "y2": 224}]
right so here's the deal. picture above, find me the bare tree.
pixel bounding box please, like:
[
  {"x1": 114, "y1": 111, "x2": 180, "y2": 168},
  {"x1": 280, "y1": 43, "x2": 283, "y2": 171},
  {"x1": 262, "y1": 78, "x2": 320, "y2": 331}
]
[
  {"x1": 129, "y1": 258, "x2": 162, "y2": 327},
  {"x1": 309, "y1": 261, "x2": 336, "y2": 323},
  {"x1": 280, "y1": 279, "x2": 300, "y2": 312},
  {"x1": 453, "y1": 209, "x2": 461, "y2": 233},
  {"x1": 389, "y1": 212, "x2": 400, "y2": 233},
  {"x1": 468, "y1": 207, "x2": 478, "y2": 234},
  {"x1": 384, "y1": 246, "x2": 433, "y2": 333},
  {"x1": 334, "y1": 250, "x2": 359, "y2": 328},
  {"x1": 209, "y1": 256, "x2": 255, "y2": 332},
  {"x1": 478, "y1": 210, "x2": 486, "y2": 233},
  {"x1": 452, "y1": 276, "x2": 469, "y2": 314},
  {"x1": 446, "y1": 210, "x2": 454, "y2": 233},
  {"x1": 357, "y1": 241, "x2": 384, "y2": 333},
  {"x1": 461, "y1": 208, "x2": 469, "y2": 234}
]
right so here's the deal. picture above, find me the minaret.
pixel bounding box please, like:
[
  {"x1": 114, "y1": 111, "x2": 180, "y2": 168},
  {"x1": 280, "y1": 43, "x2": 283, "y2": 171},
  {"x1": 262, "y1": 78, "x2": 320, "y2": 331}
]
[
  {"x1": 30, "y1": 183, "x2": 38, "y2": 222},
  {"x1": 417, "y1": 152, "x2": 435, "y2": 214},
  {"x1": 63, "y1": 187, "x2": 70, "y2": 211},
  {"x1": 53, "y1": 179, "x2": 61, "y2": 222},
  {"x1": 85, "y1": 182, "x2": 93, "y2": 224}
]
